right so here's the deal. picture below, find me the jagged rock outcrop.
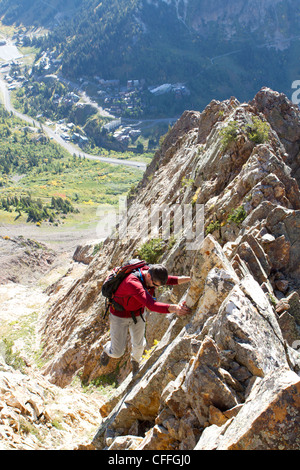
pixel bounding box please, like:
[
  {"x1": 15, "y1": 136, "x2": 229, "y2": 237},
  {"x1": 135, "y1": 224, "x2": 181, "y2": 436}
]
[
  {"x1": 40, "y1": 87, "x2": 300, "y2": 449},
  {"x1": 196, "y1": 367, "x2": 300, "y2": 450}
]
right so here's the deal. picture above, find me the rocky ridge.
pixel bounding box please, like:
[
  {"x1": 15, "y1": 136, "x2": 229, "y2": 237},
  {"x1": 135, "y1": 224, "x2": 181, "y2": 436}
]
[{"x1": 10, "y1": 87, "x2": 300, "y2": 450}]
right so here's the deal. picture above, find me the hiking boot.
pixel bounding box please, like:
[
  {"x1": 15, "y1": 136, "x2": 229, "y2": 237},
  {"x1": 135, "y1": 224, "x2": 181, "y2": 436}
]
[
  {"x1": 131, "y1": 360, "x2": 139, "y2": 375},
  {"x1": 100, "y1": 351, "x2": 110, "y2": 366}
]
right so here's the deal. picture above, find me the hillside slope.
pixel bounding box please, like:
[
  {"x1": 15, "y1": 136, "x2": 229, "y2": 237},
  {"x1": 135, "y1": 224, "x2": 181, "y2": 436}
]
[
  {"x1": 1, "y1": 0, "x2": 299, "y2": 111},
  {"x1": 57, "y1": 0, "x2": 300, "y2": 109},
  {"x1": 38, "y1": 87, "x2": 300, "y2": 450},
  {"x1": 0, "y1": 0, "x2": 82, "y2": 27}
]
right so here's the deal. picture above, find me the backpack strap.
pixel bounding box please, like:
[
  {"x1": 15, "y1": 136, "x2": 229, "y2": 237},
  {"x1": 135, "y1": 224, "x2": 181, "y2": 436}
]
[
  {"x1": 133, "y1": 268, "x2": 157, "y2": 323},
  {"x1": 103, "y1": 300, "x2": 110, "y2": 319},
  {"x1": 130, "y1": 311, "x2": 139, "y2": 324},
  {"x1": 136, "y1": 268, "x2": 156, "y2": 300}
]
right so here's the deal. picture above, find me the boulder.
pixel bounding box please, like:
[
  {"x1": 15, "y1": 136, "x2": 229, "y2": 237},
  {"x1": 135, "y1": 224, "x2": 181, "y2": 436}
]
[{"x1": 196, "y1": 368, "x2": 300, "y2": 450}]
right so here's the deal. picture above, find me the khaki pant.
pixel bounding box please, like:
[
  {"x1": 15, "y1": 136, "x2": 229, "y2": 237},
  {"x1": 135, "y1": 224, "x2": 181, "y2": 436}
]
[{"x1": 103, "y1": 313, "x2": 146, "y2": 363}]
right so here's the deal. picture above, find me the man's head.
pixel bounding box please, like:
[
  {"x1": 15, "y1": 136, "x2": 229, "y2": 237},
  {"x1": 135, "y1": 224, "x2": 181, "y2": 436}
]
[{"x1": 145, "y1": 264, "x2": 168, "y2": 288}]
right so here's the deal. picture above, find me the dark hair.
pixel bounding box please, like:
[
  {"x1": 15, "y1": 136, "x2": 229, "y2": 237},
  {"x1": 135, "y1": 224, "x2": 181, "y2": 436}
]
[{"x1": 148, "y1": 264, "x2": 168, "y2": 285}]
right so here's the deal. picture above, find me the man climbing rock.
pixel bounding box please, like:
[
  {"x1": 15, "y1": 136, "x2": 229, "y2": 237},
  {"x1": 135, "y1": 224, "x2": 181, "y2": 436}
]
[{"x1": 100, "y1": 264, "x2": 191, "y2": 375}]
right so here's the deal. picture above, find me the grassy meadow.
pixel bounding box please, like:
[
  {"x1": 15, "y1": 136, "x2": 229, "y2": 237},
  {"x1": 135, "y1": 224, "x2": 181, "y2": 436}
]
[{"x1": 0, "y1": 105, "x2": 145, "y2": 228}]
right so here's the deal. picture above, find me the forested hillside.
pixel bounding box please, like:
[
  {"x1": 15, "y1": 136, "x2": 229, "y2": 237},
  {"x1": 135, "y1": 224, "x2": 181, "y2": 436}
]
[
  {"x1": 0, "y1": 0, "x2": 83, "y2": 27},
  {"x1": 1, "y1": 0, "x2": 300, "y2": 114}
]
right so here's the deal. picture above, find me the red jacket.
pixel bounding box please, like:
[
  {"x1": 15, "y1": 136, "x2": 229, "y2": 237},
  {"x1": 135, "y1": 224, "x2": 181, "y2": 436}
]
[{"x1": 111, "y1": 268, "x2": 178, "y2": 318}]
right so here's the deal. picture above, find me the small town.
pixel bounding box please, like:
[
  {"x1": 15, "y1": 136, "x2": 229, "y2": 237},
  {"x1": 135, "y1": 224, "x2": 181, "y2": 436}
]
[{"x1": 0, "y1": 44, "x2": 188, "y2": 152}]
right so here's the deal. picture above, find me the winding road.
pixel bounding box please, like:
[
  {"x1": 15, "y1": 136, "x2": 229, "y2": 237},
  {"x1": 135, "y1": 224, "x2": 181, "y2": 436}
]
[
  {"x1": 0, "y1": 74, "x2": 143, "y2": 249},
  {"x1": 0, "y1": 77, "x2": 147, "y2": 171}
]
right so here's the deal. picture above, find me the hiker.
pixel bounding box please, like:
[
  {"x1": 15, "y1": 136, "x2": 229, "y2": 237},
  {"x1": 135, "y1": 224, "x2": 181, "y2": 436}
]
[{"x1": 100, "y1": 263, "x2": 191, "y2": 374}]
